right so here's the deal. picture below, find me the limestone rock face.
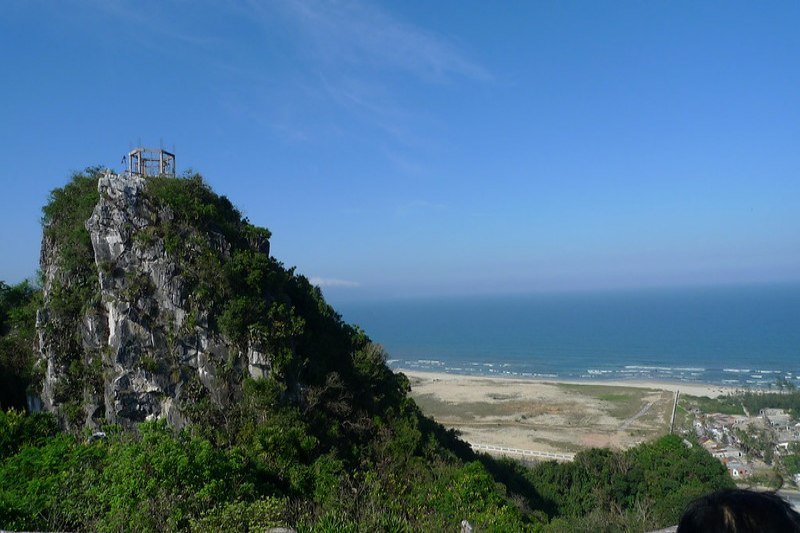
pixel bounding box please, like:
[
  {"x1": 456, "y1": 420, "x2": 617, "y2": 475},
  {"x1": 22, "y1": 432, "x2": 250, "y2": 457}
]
[{"x1": 37, "y1": 172, "x2": 271, "y2": 428}]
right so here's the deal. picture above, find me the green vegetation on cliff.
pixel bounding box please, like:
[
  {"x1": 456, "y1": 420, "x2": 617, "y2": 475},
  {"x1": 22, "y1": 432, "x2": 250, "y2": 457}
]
[
  {"x1": 0, "y1": 171, "x2": 733, "y2": 531},
  {"x1": 39, "y1": 168, "x2": 104, "y2": 424},
  {"x1": 0, "y1": 280, "x2": 41, "y2": 410}
]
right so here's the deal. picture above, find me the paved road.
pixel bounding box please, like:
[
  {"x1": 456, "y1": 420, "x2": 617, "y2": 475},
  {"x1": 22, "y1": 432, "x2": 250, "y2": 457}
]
[{"x1": 779, "y1": 489, "x2": 800, "y2": 512}]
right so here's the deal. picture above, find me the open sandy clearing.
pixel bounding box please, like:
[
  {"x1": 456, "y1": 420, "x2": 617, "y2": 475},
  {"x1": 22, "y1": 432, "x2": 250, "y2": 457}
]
[{"x1": 400, "y1": 369, "x2": 703, "y2": 455}]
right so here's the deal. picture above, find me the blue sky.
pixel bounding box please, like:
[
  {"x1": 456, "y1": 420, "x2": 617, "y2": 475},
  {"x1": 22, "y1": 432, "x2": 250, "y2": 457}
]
[{"x1": 1, "y1": 1, "x2": 798, "y2": 301}]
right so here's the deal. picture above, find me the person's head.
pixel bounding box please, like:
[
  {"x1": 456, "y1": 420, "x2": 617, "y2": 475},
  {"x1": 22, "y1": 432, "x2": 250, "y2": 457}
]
[{"x1": 678, "y1": 488, "x2": 800, "y2": 532}]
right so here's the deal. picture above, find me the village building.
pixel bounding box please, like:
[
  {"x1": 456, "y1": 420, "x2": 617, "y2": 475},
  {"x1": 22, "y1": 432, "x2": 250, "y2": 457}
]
[
  {"x1": 726, "y1": 462, "x2": 751, "y2": 479},
  {"x1": 760, "y1": 408, "x2": 792, "y2": 428}
]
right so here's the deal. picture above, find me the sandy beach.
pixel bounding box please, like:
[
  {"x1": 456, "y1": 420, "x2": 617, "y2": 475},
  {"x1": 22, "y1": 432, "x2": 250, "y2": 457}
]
[
  {"x1": 400, "y1": 369, "x2": 736, "y2": 398},
  {"x1": 399, "y1": 368, "x2": 737, "y2": 456}
]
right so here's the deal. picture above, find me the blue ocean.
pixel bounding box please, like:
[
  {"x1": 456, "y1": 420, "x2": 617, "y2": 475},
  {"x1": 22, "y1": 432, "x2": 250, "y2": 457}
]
[{"x1": 336, "y1": 283, "x2": 800, "y2": 387}]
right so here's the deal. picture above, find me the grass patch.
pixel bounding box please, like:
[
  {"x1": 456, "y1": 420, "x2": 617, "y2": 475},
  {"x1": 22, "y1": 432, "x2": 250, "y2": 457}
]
[
  {"x1": 557, "y1": 383, "x2": 657, "y2": 397},
  {"x1": 411, "y1": 392, "x2": 574, "y2": 422},
  {"x1": 557, "y1": 383, "x2": 657, "y2": 420},
  {"x1": 487, "y1": 393, "x2": 519, "y2": 401},
  {"x1": 673, "y1": 404, "x2": 694, "y2": 433},
  {"x1": 597, "y1": 393, "x2": 631, "y2": 403},
  {"x1": 413, "y1": 384, "x2": 674, "y2": 427},
  {"x1": 635, "y1": 393, "x2": 674, "y2": 429}
]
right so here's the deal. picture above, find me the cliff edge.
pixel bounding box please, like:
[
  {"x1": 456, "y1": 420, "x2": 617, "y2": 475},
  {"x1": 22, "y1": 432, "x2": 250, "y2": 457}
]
[{"x1": 36, "y1": 171, "x2": 304, "y2": 429}]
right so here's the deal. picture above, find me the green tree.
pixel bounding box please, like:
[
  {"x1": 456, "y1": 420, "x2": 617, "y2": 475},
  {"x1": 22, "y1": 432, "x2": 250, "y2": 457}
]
[{"x1": 0, "y1": 280, "x2": 41, "y2": 410}]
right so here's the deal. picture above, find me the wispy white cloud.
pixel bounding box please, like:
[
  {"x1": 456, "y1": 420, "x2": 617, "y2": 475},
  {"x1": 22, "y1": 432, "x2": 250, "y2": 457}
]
[
  {"x1": 84, "y1": 0, "x2": 220, "y2": 49},
  {"x1": 274, "y1": 0, "x2": 491, "y2": 83},
  {"x1": 241, "y1": 0, "x2": 490, "y2": 144},
  {"x1": 87, "y1": 1, "x2": 490, "y2": 151},
  {"x1": 318, "y1": 75, "x2": 432, "y2": 145},
  {"x1": 308, "y1": 276, "x2": 361, "y2": 288}
]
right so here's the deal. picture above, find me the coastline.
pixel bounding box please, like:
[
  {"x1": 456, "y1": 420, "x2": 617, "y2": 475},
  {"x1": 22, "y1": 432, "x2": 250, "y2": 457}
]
[
  {"x1": 396, "y1": 367, "x2": 742, "y2": 454},
  {"x1": 396, "y1": 368, "x2": 738, "y2": 399}
]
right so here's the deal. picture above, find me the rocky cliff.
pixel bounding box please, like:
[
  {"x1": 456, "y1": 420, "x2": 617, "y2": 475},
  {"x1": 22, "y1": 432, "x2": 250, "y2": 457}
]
[{"x1": 37, "y1": 171, "x2": 278, "y2": 429}]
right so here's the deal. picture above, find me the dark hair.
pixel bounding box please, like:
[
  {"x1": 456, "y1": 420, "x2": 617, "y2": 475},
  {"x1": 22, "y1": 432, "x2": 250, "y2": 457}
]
[{"x1": 678, "y1": 488, "x2": 800, "y2": 532}]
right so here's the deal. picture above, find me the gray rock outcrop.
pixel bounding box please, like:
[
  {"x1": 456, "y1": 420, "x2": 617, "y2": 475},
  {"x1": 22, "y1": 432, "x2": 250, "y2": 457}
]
[{"x1": 37, "y1": 171, "x2": 271, "y2": 428}]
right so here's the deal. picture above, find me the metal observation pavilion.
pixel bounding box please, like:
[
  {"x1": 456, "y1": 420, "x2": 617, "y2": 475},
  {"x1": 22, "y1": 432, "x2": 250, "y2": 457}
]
[{"x1": 126, "y1": 148, "x2": 176, "y2": 177}]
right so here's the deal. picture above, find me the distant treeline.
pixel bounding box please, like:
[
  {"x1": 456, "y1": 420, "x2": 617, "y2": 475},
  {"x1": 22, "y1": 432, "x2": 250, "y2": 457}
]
[
  {"x1": 684, "y1": 386, "x2": 800, "y2": 419},
  {"x1": 739, "y1": 389, "x2": 800, "y2": 419}
]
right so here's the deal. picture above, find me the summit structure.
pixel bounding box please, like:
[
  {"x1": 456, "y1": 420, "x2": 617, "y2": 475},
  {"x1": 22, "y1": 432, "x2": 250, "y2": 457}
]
[{"x1": 126, "y1": 147, "x2": 175, "y2": 177}]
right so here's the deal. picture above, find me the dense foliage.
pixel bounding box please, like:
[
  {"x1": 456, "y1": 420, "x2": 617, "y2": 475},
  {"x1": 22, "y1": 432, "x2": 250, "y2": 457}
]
[
  {"x1": 682, "y1": 388, "x2": 800, "y2": 419},
  {"x1": 146, "y1": 175, "x2": 299, "y2": 372},
  {"x1": 680, "y1": 394, "x2": 745, "y2": 416},
  {"x1": 0, "y1": 171, "x2": 734, "y2": 531},
  {"x1": 527, "y1": 435, "x2": 734, "y2": 531},
  {"x1": 0, "y1": 410, "x2": 530, "y2": 531},
  {"x1": 39, "y1": 168, "x2": 104, "y2": 425},
  {"x1": 0, "y1": 410, "x2": 733, "y2": 532},
  {"x1": 738, "y1": 389, "x2": 800, "y2": 419},
  {"x1": 0, "y1": 280, "x2": 41, "y2": 410}
]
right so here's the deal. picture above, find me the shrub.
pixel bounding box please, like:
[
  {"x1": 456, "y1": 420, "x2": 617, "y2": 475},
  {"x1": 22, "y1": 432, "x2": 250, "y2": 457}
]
[{"x1": 0, "y1": 280, "x2": 41, "y2": 410}]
